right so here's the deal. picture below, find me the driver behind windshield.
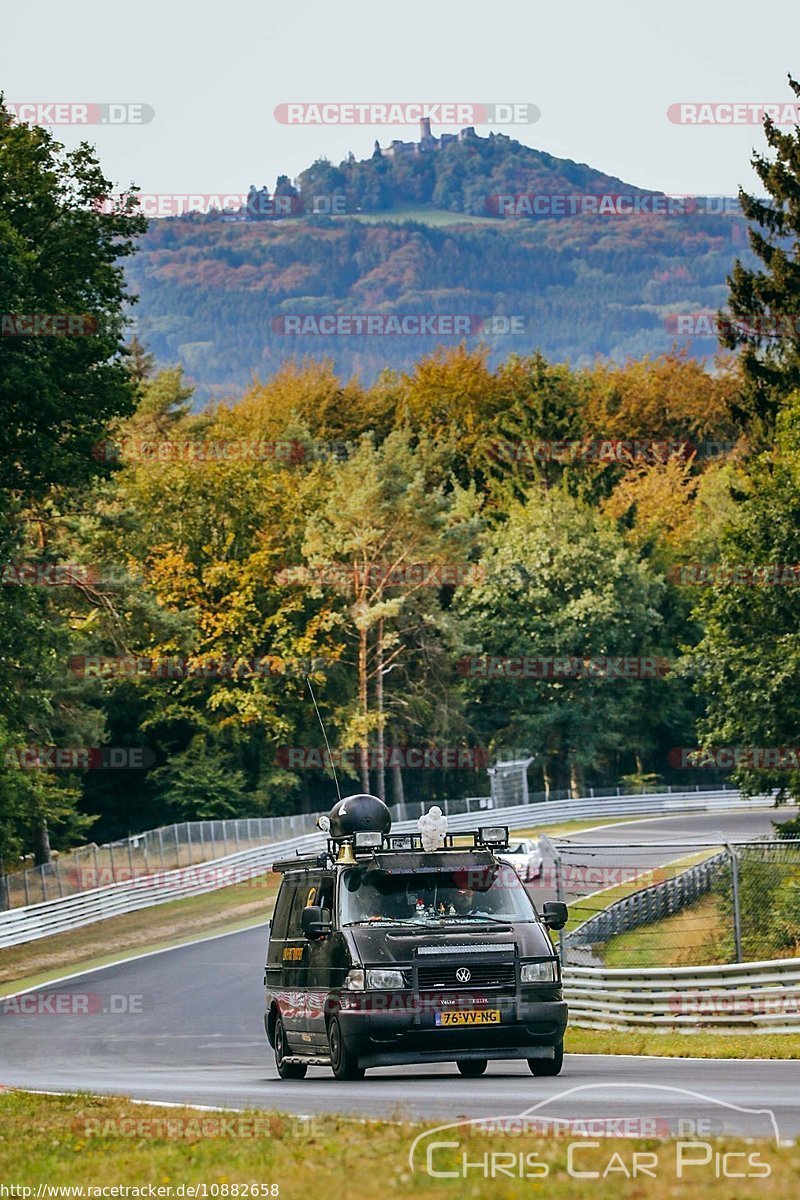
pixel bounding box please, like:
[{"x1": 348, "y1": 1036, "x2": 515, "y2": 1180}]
[{"x1": 339, "y1": 865, "x2": 535, "y2": 925}]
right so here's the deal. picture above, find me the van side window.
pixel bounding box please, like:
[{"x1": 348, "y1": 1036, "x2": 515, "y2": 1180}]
[
  {"x1": 286, "y1": 872, "x2": 321, "y2": 939},
  {"x1": 317, "y1": 876, "x2": 334, "y2": 914},
  {"x1": 271, "y1": 878, "x2": 297, "y2": 941}
]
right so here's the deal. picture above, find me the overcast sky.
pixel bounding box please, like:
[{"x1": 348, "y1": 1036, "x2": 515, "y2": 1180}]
[{"x1": 3, "y1": 0, "x2": 799, "y2": 199}]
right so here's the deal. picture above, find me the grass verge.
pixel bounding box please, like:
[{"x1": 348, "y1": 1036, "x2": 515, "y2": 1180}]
[
  {"x1": 0, "y1": 875, "x2": 278, "y2": 993},
  {"x1": 565, "y1": 1025, "x2": 800, "y2": 1059},
  {"x1": 601, "y1": 893, "x2": 728, "y2": 967},
  {"x1": 0, "y1": 1091, "x2": 795, "y2": 1197}
]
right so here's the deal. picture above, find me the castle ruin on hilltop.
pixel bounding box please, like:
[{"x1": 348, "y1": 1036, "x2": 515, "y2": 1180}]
[{"x1": 373, "y1": 117, "x2": 477, "y2": 159}]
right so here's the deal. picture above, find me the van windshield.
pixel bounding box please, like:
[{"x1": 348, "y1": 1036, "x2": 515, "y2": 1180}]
[{"x1": 339, "y1": 862, "x2": 537, "y2": 925}]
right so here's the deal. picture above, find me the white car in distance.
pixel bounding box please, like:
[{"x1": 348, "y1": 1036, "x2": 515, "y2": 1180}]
[{"x1": 497, "y1": 836, "x2": 543, "y2": 882}]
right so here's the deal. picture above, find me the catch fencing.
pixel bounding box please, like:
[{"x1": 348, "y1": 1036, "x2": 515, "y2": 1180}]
[
  {"x1": 564, "y1": 851, "x2": 726, "y2": 960},
  {"x1": 556, "y1": 837, "x2": 800, "y2": 967},
  {"x1": 1, "y1": 813, "x2": 318, "y2": 911}
]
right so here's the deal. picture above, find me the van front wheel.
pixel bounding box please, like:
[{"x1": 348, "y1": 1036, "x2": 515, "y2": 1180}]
[
  {"x1": 456, "y1": 1059, "x2": 487, "y2": 1077},
  {"x1": 274, "y1": 1015, "x2": 307, "y2": 1080},
  {"x1": 528, "y1": 1040, "x2": 563, "y2": 1076},
  {"x1": 328, "y1": 1016, "x2": 365, "y2": 1080}
]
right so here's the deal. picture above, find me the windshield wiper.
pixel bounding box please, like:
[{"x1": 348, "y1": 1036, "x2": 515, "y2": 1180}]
[
  {"x1": 445, "y1": 914, "x2": 512, "y2": 924},
  {"x1": 345, "y1": 917, "x2": 424, "y2": 927}
]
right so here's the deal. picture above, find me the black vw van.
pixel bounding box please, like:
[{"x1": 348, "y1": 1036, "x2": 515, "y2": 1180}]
[{"x1": 263, "y1": 795, "x2": 568, "y2": 1080}]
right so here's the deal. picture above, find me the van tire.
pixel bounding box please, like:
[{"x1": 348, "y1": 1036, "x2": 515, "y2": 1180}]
[
  {"x1": 456, "y1": 1059, "x2": 487, "y2": 1077},
  {"x1": 274, "y1": 1015, "x2": 307, "y2": 1080},
  {"x1": 328, "y1": 1015, "x2": 365, "y2": 1080},
  {"x1": 528, "y1": 1040, "x2": 563, "y2": 1076}
]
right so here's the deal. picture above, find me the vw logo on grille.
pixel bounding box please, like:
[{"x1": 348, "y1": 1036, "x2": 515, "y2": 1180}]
[{"x1": 455, "y1": 967, "x2": 472, "y2": 983}]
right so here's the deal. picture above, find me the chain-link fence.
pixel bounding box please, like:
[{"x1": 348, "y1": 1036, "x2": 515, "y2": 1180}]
[
  {"x1": 0, "y1": 814, "x2": 317, "y2": 910},
  {"x1": 554, "y1": 836, "x2": 800, "y2": 967}
]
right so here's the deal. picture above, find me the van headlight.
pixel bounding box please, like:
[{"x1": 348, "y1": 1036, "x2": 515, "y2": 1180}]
[
  {"x1": 366, "y1": 969, "x2": 405, "y2": 990},
  {"x1": 344, "y1": 969, "x2": 365, "y2": 990},
  {"x1": 521, "y1": 960, "x2": 558, "y2": 983}
]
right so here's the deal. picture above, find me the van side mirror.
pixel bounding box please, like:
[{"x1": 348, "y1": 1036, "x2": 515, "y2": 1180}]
[
  {"x1": 301, "y1": 905, "x2": 332, "y2": 939},
  {"x1": 542, "y1": 901, "x2": 568, "y2": 930}
]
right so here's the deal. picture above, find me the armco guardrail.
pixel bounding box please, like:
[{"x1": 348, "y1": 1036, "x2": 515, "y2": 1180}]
[
  {"x1": 564, "y1": 957, "x2": 800, "y2": 1033},
  {"x1": 0, "y1": 790, "x2": 773, "y2": 950}
]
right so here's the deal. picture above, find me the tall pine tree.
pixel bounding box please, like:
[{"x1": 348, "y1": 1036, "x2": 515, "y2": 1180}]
[{"x1": 721, "y1": 74, "x2": 800, "y2": 438}]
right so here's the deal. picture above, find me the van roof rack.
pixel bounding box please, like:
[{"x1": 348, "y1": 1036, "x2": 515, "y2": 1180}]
[{"x1": 272, "y1": 825, "x2": 510, "y2": 873}]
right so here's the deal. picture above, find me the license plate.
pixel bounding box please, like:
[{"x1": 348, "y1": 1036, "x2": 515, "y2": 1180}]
[{"x1": 435, "y1": 1009, "x2": 501, "y2": 1026}]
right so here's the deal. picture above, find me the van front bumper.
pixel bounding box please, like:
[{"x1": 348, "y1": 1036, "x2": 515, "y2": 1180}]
[{"x1": 335, "y1": 992, "x2": 568, "y2": 1068}]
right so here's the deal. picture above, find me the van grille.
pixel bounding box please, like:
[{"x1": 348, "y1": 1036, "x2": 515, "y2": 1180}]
[{"x1": 416, "y1": 962, "x2": 516, "y2": 991}]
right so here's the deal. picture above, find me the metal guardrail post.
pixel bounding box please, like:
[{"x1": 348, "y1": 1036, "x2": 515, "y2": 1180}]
[{"x1": 726, "y1": 841, "x2": 743, "y2": 963}]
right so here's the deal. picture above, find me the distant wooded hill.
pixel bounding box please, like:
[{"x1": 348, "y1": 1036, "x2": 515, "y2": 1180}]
[{"x1": 125, "y1": 133, "x2": 749, "y2": 401}]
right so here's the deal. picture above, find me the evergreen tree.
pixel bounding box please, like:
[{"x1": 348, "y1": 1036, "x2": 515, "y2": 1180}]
[{"x1": 721, "y1": 75, "x2": 800, "y2": 437}]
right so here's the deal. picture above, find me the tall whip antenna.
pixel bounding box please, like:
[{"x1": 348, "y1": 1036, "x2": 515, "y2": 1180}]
[{"x1": 306, "y1": 675, "x2": 342, "y2": 801}]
